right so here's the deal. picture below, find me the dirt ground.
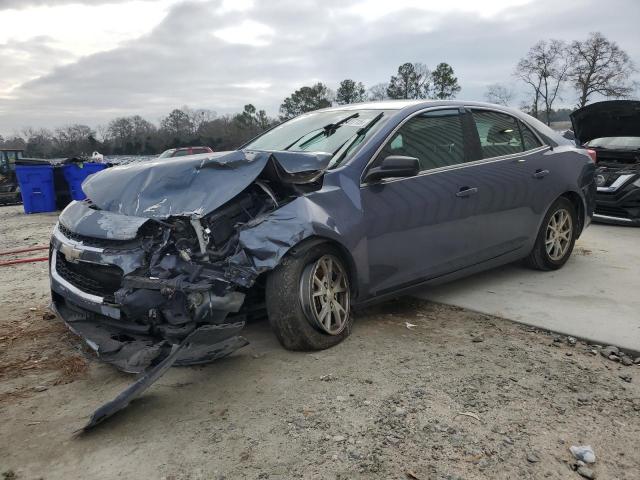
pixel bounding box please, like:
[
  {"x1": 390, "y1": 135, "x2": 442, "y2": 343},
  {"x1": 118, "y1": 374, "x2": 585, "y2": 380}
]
[{"x1": 1, "y1": 204, "x2": 639, "y2": 480}]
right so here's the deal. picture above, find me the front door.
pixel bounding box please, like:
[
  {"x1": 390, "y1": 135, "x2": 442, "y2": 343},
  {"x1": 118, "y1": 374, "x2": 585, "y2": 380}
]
[{"x1": 360, "y1": 108, "x2": 481, "y2": 295}]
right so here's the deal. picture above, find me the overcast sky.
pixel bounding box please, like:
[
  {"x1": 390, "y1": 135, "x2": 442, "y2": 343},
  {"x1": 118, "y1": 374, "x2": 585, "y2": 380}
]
[{"x1": 0, "y1": 0, "x2": 638, "y2": 136}]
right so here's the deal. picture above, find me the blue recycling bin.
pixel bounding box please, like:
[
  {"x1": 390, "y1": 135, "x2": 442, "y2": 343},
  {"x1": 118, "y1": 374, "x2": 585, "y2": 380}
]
[
  {"x1": 14, "y1": 165, "x2": 57, "y2": 214},
  {"x1": 61, "y1": 162, "x2": 107, "y2": 201}
]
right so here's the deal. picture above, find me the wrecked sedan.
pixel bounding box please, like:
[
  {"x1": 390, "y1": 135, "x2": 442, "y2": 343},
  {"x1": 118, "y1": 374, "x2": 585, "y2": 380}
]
[
  {"x1": 50, "y1": 100, "x2": 596, "y2": 374},
  {"x1": 571, "y1": 100, "x2": 640, "y2": 226}
]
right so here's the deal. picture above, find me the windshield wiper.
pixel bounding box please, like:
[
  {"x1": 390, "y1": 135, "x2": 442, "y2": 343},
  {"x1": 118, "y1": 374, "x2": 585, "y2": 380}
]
[
  {"x1": 284, "y1": 112, "x2": 360, "y2": 151},
  {"x1": 331, "y1": 112, "x2": 385, "y2": 160}
]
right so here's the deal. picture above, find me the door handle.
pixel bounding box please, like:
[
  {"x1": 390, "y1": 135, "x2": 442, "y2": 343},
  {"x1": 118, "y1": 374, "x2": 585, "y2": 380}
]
[
  {"x1": 455, "y1": 186, "x2": 478, "y2": 197},
  {"x1": 532, "y1": 169, "x2": 550, "y2": 179}
]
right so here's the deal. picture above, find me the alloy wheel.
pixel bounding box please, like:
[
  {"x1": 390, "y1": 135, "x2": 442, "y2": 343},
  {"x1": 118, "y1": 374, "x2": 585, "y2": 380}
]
[
  {"x1": 300, "y1": 254, "x2": 350, "y2": 335},
  {"x1": 545, "y1": 208, "x2": 573, "y2": 261}
]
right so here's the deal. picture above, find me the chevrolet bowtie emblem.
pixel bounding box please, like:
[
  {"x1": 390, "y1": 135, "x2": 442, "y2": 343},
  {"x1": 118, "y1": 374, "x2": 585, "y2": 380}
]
[{"x1": 59, "y1": 243, "x2": 83, "y2": 263}]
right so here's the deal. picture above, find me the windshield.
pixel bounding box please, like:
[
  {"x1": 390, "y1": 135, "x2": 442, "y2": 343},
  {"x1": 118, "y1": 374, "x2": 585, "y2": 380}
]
[
  {"x1": 158, "y1": 149, "x2": 176, "y2": 158},
  {"x1": 244, "y1": 109, "x2": 390, "y2": 168},
  {"x1": 586, "y1": 137, "x2": 640, "y2": 150}
]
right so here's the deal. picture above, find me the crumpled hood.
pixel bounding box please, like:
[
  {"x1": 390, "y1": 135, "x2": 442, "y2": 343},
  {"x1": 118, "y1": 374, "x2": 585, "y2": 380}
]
[
  {"x1": 82, "y1": 149, "x2": 331, "y2": 219},
  {"x1": 571, "y1": 100, "x2": 640, "y2": 145}
]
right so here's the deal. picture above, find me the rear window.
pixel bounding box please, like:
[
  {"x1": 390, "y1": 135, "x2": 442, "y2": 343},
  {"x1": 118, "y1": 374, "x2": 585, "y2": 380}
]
[
  {"x1": 519, "y1": 120, "x2": 543, "y2": 150},
  {"x1": 471, "y1": 110, "x2": 523, "y2": 158}
]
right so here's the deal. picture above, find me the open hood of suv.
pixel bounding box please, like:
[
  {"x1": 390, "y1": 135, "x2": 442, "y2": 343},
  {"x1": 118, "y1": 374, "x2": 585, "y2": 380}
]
[
  {"x1": 82, "y1": 149, "x2": 331, "y2": 219},
  {"x1": 570, "y1": 100, "x2": 640, "y2": 145}
]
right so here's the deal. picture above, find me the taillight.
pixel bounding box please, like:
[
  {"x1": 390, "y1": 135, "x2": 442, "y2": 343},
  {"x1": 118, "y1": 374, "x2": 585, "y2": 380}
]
[{"x1": 586, "y1": 149, "x2": 597, "y2": 163}]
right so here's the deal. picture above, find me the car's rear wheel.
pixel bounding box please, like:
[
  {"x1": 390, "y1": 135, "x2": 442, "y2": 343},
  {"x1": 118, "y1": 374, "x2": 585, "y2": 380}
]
[
  {"x1": 265, "y1": 242, "x2": 353, "y2": 350},
  {"x1": 525, "y1": 196, "x2": 577, "y2": 271}
]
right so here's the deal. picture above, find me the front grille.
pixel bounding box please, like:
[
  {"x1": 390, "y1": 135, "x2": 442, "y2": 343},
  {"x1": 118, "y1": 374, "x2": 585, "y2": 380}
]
[
  {"x1": 595, "y1": 205, "x2": 631, "y2": 219},
  {"x1": 55, "y1": 251, "x2": 123, "y2": 301},
  {"x1": 57, "y1": 223, "x2": 132, "y2": 248}
]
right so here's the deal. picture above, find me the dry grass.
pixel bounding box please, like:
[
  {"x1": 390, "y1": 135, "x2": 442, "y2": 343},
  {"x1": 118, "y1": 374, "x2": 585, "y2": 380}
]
[
  {"x1": 0, "y1": 307, "x2": 89, "y2": 398},
  {"x1": 52, "y1": 355, "x2": 89, "y2": 385},
  {"x1": 0, "y1": 387, "x2": 32, "y2": 404}
]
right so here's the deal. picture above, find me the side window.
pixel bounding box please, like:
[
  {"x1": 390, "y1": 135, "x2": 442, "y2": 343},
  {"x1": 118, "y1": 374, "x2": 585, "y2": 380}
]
[
  {"x1": 377, "y1": 109, "x2": 464, "y2": 172},
  {"x1": 519, "y1": 120, "x2": 543, "y2": 151},
  {"x1": 471, "y1": 110, "x2": 523, "y2": 159}
]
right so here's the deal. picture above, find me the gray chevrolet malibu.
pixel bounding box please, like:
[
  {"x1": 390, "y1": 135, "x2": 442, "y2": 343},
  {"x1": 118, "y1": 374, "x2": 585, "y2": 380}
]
[{"x1": 50, "y1": 100, "x2": 596, "y2": 376}]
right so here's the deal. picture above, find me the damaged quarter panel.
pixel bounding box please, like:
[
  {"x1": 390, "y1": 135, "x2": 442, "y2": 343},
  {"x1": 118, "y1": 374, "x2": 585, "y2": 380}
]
[{"x1": 230, "y1": 165, "x2": 365, "y2": 277}]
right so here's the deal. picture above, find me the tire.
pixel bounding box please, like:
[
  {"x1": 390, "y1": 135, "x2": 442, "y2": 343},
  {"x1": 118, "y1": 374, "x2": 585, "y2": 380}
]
[
  {"x1": 265, "y1": 241, "x2": 353, "y2": 350},
  {"x1": 525, "y1": 196, "x2": 578, "y2": 271}
]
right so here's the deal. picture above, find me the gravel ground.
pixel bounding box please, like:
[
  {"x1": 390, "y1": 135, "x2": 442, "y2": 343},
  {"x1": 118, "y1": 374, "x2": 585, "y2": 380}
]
[{"x1": 1, "y1": 204, "x2": 639, "y2": 480}]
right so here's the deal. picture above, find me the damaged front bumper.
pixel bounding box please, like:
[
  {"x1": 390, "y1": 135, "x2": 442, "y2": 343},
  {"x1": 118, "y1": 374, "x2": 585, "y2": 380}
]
[{"x1": 50, "y1": 218, "x2": 249, "y2": 374}]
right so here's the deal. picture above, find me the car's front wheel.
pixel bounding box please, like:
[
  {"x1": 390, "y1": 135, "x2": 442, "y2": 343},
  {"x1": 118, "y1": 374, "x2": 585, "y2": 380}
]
[
  {"x1": 266, "y1": 241, "x2": 353, "y2": 350},
  {"x1": 525, "y1": 196, "x2": 578, "y2": 271}
]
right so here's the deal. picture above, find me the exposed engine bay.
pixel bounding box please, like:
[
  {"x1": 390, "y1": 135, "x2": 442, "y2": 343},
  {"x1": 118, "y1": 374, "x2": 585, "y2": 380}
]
[
  {"x1": 570, "y1": 100, "x2": 640, "y2": 225},
  {"x1": 592, "y1": 149, "x2": 640, "y2": 223}
]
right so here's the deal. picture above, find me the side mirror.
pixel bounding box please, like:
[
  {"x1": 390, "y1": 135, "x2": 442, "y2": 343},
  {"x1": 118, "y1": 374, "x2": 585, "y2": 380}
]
[
  {"x1": 562, "y1": 129, "x2": 575, "y2": 141},
  {"x1": 364, "y1": 155, "x2": 420, "y2": 183}
]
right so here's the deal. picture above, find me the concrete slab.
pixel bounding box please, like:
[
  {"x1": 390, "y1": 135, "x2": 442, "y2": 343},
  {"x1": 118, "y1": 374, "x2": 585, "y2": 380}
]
[{"x1": 415, "y1": 224, "x2": 640, "y2": 353}]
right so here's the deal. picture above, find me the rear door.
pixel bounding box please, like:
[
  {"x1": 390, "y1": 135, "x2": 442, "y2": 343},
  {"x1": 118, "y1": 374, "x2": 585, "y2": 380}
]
[{"x1": 465, "y1": 108, "x2": 549, "y2": 251}]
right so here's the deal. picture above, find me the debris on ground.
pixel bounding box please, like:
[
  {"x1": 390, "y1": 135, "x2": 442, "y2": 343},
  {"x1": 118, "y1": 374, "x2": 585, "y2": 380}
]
[
  {"x1": 619, "y1": 374, "x2": 632, "y2": 383},
  {"x1": 577, "y1": 465, "x2": 596, "y2": 479},
  {"x1": 1, "y1": 206, "x2": 639, "y2": 479},
  {"x1": 570, "y1": 445, "x2": 596, "y2": 464},
  {"x1": 2, "y1": 470, "x2": 16, "y2": 480},
  {"x1": 526, "y1": 452, "x2": 540, "y2": 463},
  {"x1": 455, "y1": 411, "x2": 481, "y2": 422}
]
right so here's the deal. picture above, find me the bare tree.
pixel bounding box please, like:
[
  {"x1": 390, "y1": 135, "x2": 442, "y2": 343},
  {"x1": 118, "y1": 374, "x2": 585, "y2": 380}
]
[
  {"x1": 484, "y1": 83, "x2": 514, "y2": 106},
  {"x1": 568, "y1": 32, "x2": 636, "y2": 108},
  {"x1": 368, "y1": 83, "x2": 389, "y2": 101},
  {"x1": 94, "y1": 124, "x2": 109, "y2": 143},
  {"x1": 183, "y1": 107, "x2": 217, "y2": 132},
  {"x1": 515, "y1": 39, "x2": 569, "y2": 124}
]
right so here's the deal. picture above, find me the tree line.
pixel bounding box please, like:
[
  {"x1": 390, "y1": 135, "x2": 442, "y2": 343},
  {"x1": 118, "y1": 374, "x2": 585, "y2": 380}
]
[
  {"x1": 0, "y1": 32, "x2": 635, "y2": 157},
  {"x1": 0, "y1": 60, "x2": 461, "y2": 158}
]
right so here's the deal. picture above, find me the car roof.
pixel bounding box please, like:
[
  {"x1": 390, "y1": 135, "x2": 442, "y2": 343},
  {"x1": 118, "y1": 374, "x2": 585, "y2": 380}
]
[{"x1": 319, "y1": 99, "x2": 527, "y2": 115}]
